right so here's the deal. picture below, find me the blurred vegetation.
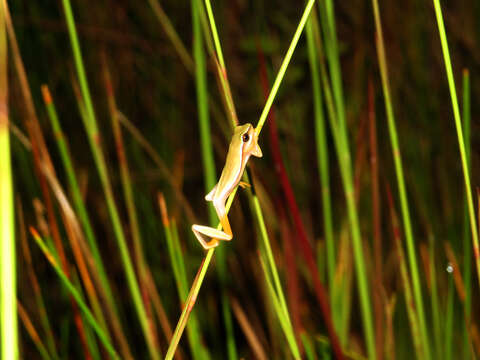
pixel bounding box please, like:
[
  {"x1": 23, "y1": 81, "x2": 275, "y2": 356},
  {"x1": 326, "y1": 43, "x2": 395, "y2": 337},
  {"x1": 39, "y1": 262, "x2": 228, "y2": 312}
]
[{"x1": 2, "y1": 0, "x2": 480, "y2": 358}]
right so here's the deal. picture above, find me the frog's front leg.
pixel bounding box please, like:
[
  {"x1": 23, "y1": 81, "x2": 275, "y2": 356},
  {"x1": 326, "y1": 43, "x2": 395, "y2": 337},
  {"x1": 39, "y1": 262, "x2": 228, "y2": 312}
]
[{"x1": 191, "y1": 201, "x2": 233, "y2": 249}]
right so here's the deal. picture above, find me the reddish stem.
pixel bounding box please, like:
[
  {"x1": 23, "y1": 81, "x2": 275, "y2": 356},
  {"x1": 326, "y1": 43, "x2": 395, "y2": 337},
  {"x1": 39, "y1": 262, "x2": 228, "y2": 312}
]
[{"x1": 257, "y1": 45, "x2": 344, "y2": 360}]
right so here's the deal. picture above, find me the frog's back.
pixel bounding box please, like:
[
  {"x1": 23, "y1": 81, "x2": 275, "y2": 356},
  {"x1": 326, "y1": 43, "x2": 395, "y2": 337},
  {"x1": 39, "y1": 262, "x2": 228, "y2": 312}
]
[{"x1": 213, "y1": 125, "x2": 249, "y2": 204}]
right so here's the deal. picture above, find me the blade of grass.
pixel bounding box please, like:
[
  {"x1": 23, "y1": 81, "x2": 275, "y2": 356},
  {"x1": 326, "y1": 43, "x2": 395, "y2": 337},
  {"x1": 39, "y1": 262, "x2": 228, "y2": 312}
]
[
  {"x1": 17, "y1": 301, "x2": 52, "y2": 360},
  {"x1": 41, "y1": 85, "x2": 119, "y2": 322},
  {"x1": 306, "y1": 12, "x2": 335, "y2": 295},
  {"x1": 257, "y1": 15, "x2": 343, "y2": 359},
  {"x1": 386, "y1": 186, "x2": 423, "y2": 359},
  {"x1": 147, "y1": 0, "x2": 194, "y2": 72},
  {"x1": 317, "y1": 0, "x2": 348, "y2": 144},
  {"x1": 60, "y1": 1, "x2": 160, "y2": 358},
  {"x1": 17, "y1": 199, "x2": 59, "y2": 360},
  {"x1": 311, "y1": 5, "x2": 376, "y2": 356},
  {"x1": 41, "y1": 86, "x2": 133, "y2": 360},
  {"x1": 432, "y1": 0, "x2": 480, "y2": 288},
  {"x1": 368, "y1": 79, "x2": 384, "y2": 360},
  {"x1": 252, "y1": 194, "x2": 301, "y2": 358},
  {"x1": 166, "y1": 2, "x2": 316, "y2": 357},
  {"x1": 462, "y1": 69, "x2": 472, "y2": 360},
  {"x1": 371, "y1": 0, "x2": 431, "y2": 357},
  {"x1": 258, "y1": 253, "x2": 300, "y2": 359},
  {"x1": 30, "y1": 228, "x2": 119, "y2": 359},
  {"x1": 202, "y1": 0, "x2": 239, "y2": 126},
  {"x1": 71, "y1": 269, "x2": 101, "y2": 360},
  {"x1": 117, "y1": 112, "x2": 197, "y2": 224},
  {"x1": 0, "y1": 2, "x2": 18, "y2": 358},
  {"x1": 256, "y1": 0, "x2": 316, "y2": 135},
  {"x1": 428, "y1": 236, "x2": 442, "y2": 358},
  {"x1": 445, "y1": 263, "x2": 455, "y2": 360},
  {"x1": 4, "y1": 3, "x2": 92, "y2": 355},
  {"x1": 230, "y1": 297, "x2": 268, "y2": 360},
  {"x1": 158, "y1": 194, "x2": 206, "y2": 360},
  {"x1": 102, "y1": 58, "x2": 160, "y2": 354}
]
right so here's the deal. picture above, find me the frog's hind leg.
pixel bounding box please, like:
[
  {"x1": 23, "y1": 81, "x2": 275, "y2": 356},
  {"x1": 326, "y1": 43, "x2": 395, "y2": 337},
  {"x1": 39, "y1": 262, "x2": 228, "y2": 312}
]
[
  {"x1": 214, "y1": 201, "x2": 233, "y2": 242},
  {"x1": 191, "y1": 224, "x2": 231, "y2": 249}
]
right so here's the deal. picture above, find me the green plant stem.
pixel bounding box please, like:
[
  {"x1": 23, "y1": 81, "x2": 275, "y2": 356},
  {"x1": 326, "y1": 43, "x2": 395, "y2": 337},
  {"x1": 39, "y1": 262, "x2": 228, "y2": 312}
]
[
  {"x1": 432, "y1": 0, "x2": 480, "y2": 288},
  {"x1": 31, "y1": 230, "x2": 119, "y2": 359},
  {"x1": 194, "y1": 1, "x2": 238, "y2": 358},
  {"x1": 371, "y1": 0, "x2": 431, "y2": 358},
  {"x1": 312, "y1": 5, "x2": 376, "y2": 356},
  {"x1": 202, "y1": 0, "x2": 238, "y2": 126},
  {"x1": 305, "y1": 11, "x2": 335, "y2": 298},
  {"x1": 203, "y1": 0, "x2": 225, "y2": 69},
  {"x1": 60, "y1": 1, "x2": 159, "y2": 358},
  {"x1": 429, "y1": 235, "x2": 442, "y2": 358},
  {"x1": 147, "y1": 0, "x2": 194, "y2": 72},
  {"x1": 462, "y1": 69, "x2": 472, "y2": 360},
  {"x1": 0, "y1": 3, "x2": 17, "y2": 358},
  {"x1": 41, "y1": 86, "x2": 119, "y2": 327},
  {"x1": 318, "y1": 0, "x2": 347, "y2": 144},
  {"x1": 445, "y1": 267, "x2": 454, "y2": 360},
  {"x1": 167, "y1": 1, "x2": 316, "y2": 357},
  {"x1": 193, "y1": 0, "x2": 217, "y2": 224},
  {"x1": 253, "y1": 196, "x2": 301, "y2": 359},
  {"x1": 256, "y1": 0, "x2": 316, "y2": 135}
]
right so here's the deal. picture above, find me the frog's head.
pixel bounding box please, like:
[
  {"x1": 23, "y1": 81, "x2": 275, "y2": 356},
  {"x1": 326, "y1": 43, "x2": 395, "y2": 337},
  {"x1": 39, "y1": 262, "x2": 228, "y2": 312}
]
[{"x1": 237, "y1": 123, "x2": 262, "y2": 158}]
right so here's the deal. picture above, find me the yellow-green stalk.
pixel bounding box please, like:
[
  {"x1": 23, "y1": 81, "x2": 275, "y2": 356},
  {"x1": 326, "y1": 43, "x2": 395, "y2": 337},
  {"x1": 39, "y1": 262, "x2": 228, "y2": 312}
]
[{"x1": 0, "y1": 2, "x2": 18, "y2": 359}]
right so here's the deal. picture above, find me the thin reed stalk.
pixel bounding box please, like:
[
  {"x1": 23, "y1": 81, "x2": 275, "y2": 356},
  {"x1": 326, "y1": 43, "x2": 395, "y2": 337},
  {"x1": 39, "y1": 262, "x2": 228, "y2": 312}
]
[
  {"x1": 305, "y1": 13, "x2": 335, "y2": 294},
  {"x1": 432, "y1": 0, "x2": 480, "y2": 289},
  {"x1": 0, "y1": 3, "x2": 18, "y2": 358},
  {"x1": 60, "y1": 1, "x2": 160, "y2": 358},
  {"x1": 462, "y1": 69, "x2": 472, "y2": 360},
  {"x1": 41, "y1": 85, "x2": 119, "y2": 321},
  {"x1": 17, "y1": 200, "x2": 59, "y2": 360},
  {"x1": 193, "y1": 0, "x2": 238, "y2": 357},
  {"x1": 203, "y1": 0, "x2": 238, "y2": 125},
  {"x1": 166, "y1": 2, "x2": 317, "y2": 358},
  {"x1": 311, "y1": 5, "x2": 376, "y2": 356},
  {"x1": 159, "y1": 194, "x2": 206, "y2": 360},
  {"x1": 17, "y1": 301, "x2": 52, "y2": 360},
  {"x1": 30, "y1": 228, "x2": 119, "y2": 359},
  {"x1": 368, "y1": 79, "x2": 384, "y2": 360},
  {"x1": 371, "y1": 0, "x2": 431, "y2": 357},
  {"x1": 257, "y1": 36, "x2": 342, "y2": 358},
  {"x1": 5, "y1": 2, "x2": 92, "y2": 354},
  {"x1": 445, "y1": 264, "x2": 455, "y2": 360},
  {"x1": 386, "y1": 187, "x2": 423, "y2": 359}
]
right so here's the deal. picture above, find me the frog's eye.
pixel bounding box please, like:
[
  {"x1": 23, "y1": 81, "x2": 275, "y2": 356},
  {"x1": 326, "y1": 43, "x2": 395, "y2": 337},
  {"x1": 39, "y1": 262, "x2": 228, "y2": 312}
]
[{"x1": 242, "y1": 134, "x2": 250, "y2": 142}]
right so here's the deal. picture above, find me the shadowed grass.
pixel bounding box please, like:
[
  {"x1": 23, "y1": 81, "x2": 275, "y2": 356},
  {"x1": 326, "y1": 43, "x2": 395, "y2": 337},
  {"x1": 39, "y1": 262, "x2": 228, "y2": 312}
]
[
  {"x1": 371, "y1": 0, "x2": 431, "y2": 357},
  {"x1": 310, "y1": 4, "x2": 376, "y2": 356},
  {"x1": 432, "y1": 0, "x2": 480, "y2": 289},
  {"x1": 462, "y1": 69, "x2": 472, "y2": 360},
  {"x1": 30, "y1": 228, "x2": 119, "y2": 359},
  {"x1": 60, "y1": 0, "x2": 160, "y2": 357},
  {"x1": 165, "y1": 1, "x2": 317, "y2": 358}
]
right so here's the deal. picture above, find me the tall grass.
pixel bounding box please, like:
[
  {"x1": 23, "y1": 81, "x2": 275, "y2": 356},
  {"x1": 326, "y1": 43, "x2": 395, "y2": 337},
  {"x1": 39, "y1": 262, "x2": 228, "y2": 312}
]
[
  {"x1": 371, "y1": 0, "x2": 431, "y2": 358},
  {"x1": 310, "y1": 4, "x2": 376, "y2": 356},
  {"x1": 7, "y1": 0, "x2": 480, "y2": 359},
  {"x1": 0, "y1": 2, "x2": 18, "y2": 358},
  {"x1": 166, "y1": 1, "x2": 316, "y2": 357},
  {"x1": 432, "y1": 0, "x2": 480, "y2": 288},
  {"x1": 60, "y1": 0, "x2": 160, "y2": 358}
]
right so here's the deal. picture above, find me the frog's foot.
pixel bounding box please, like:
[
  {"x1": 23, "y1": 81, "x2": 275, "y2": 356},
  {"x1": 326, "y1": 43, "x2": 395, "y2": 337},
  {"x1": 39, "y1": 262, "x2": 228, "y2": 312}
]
[
  {"x1": 192, "y1": 224, "x2": 233, "y2": 250},
  {"x1": 238, "y1": 181, "x2": 251, "y2": 189}
]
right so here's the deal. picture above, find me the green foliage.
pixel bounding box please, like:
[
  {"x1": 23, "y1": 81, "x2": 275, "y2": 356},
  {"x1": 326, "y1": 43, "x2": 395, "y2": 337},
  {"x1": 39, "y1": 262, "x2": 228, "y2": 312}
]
[{"x1": 5, "y1": 0, "x2": 480, "y2": 359}]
